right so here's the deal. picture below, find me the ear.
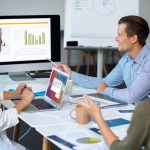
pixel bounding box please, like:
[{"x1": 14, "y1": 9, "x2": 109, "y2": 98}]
[{"x1": 130, "y1": 35, "x2": 138, "y2": 44}]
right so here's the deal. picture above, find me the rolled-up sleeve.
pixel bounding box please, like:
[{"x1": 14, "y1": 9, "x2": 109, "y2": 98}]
[
  {"x1": 71, "y1": 55, "x2": 125, "y2": 89},
  {"x1": 103, "y1": 61, "x2": 150, "y2": 103},
  {"x1": 111, "y1": 101, "x2": 150, "y2": 150},
  {"x1": 0, "y1": 91, "x2": 4, "y2": 101},
  {"x1": 71, "y1": 71, "x2": 104, "y2": 89},
  {"x1": 0, "y1": 108, "x2": 19, "y2": 131}
]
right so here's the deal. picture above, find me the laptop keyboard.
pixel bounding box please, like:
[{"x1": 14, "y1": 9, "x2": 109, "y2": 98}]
[{"x1": 32, "y1": 99, "x2": 55, "y2": 110}]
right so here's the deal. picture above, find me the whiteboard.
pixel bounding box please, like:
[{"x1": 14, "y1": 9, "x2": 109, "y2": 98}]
[
  {"x1": 64, "y1": 0, "x2": 139, "y2": 47},
  {"x1": 0, "y1": 0, "x2": 64, "y2": 30}
]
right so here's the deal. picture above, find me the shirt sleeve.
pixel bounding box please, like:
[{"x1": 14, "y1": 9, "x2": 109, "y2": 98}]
[
  {"x1": 71, "y1": 59, "x2": 124, "y2": 89},
  {"x1": 71, "y1": 71, "x2": 104, "y2": 89},
  {"x1": 103, "y1": 61, "x2": 124, "y2": 87},
  {"x1": 0, "y1": 91, "x2": 4, "y2": 101},
  {"x1": 111, "y1": 101, "x2": 150, "y2": 150},
  {"x1": 0, "y1": 108, "x2": 19, "y2": 131},
  {"x1": 103, "y1": 61, "x2": 150, "y2": 103}
]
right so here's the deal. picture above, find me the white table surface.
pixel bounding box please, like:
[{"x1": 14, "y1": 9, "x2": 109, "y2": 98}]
[
  {"x1": 0, "y1": 74, "x2": 134, "y2": 150},
  {"x1": 0, "y1": 74, "x2": 97, "y2": 128}
]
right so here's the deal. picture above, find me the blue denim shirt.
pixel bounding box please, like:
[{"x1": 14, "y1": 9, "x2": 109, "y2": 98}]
[{"x1": 71, "y1": 44, "x2": 150, "y2": 103}]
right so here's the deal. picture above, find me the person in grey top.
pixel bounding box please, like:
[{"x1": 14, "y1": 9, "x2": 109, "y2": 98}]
[{"x1": 78, "y1": 95, "x2": 150, "y2": 150}]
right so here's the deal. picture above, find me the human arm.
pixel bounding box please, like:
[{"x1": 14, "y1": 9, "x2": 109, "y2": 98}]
[
  {"x1": 77, "y1": 95, "x2": 118, "y2": 147},
  {"x1": 97, "y1": 60, "x2": 124, "y2": 93},
  {"x1": 2, "y1": 83, "x2": 27, "y2": 100},
  {"x1": 57, "y1": 64, "x2": 104, "y2": 89},
  {"x1": 14, "y1": 87, "x2": 34, "y2": 113},
  {"x1": 0, "y1": 88, "x2": 34, "y2": 131},
  {"x1": 102, "y1": 61, "x2": 150, "y2": 103},
  {"x1": 77, "y1": 95, "x2": 150, "y2": 150}
]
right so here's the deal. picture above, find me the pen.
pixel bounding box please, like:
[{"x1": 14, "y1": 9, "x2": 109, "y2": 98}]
[
  {"x1": 100, "y1": 104, "x2": 127, "y2": 109},
  {"x1": 83, "y1": 96, "x2": 89, "y2": 104},
  {"x1": 48, "y1": 59, "x2": 57, "y2": 66},
  {"x1": 118, "y1": 110, "x2": 134, "y2": 113}
]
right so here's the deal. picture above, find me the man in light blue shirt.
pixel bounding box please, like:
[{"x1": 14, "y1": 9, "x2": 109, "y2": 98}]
[{"x1": 58, "y1": 16, "x2": 150, "y2": 104}]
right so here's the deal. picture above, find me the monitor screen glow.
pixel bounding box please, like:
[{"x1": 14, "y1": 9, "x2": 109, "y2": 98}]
[{"x1": 0, "y1": 18, "x2": 51, "y2": 62}]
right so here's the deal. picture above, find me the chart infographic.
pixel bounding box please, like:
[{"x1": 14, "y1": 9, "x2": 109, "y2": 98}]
[{"x1": 0, "y1": 18, "x2": 51, "y2": 62}]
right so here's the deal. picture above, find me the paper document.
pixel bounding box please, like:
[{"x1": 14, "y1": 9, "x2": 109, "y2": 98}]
[
  {"x1": 68, "y1": 96, "x2": 119, "y2": 108},
  {"x1": 48, "y1": 128, "x2": 109, "y2": 150}
]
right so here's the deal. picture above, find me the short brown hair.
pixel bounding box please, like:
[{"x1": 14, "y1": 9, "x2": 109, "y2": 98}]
[{"x1": 118, "y1": 15, "x2": 149, "y2": 46}]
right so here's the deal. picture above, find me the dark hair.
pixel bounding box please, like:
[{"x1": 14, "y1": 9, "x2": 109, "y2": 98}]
[{"x1": 118, "y1": 15, "x2": 149, "y2": 45}]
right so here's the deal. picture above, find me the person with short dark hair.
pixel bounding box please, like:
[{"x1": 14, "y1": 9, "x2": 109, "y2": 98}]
[{"x1": 58, "y1": 15, "x2": 150, "y2": 103}]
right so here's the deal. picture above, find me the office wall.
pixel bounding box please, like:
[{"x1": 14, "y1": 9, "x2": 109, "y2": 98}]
[
  {"x1": 0, "y1": 0, "x2": 81, "y2": 65},
  {"x1": 139, "y1": 0, "x2": 150, "y2": 45},
  {"x1": 0, "y1": 0, "x2": 149, "y2": 66},
  {"x1": 0, "y1": 0, "x2": 64, "y2": 29}
]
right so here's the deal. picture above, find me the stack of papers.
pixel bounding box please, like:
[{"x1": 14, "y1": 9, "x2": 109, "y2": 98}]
[{"x1": 48, "y1": 128, "x2": 109, "y2": 150}]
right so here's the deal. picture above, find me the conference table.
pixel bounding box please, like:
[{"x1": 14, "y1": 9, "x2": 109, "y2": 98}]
[{"x1": 0, "y1": 75, "x2": 135, "y2": 150}]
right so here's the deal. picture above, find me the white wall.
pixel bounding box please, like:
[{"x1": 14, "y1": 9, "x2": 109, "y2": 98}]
[
  {"x1": 0, "y1": 0, "x2": 64, "y2": 29},
  {"x1": 0, "y1": 0, "x2": 150, "y2": 66},
  {"x1": 0, "y1": 0, "x2": 81, "y2": 65},
  {"x1": 139, "y1": 0, "x2": 150, "y2": 45}
]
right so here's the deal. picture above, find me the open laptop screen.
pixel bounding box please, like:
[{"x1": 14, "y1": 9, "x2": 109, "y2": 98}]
[{"x1": 46, "y1": 68, "x2": 68, "y2": 104}]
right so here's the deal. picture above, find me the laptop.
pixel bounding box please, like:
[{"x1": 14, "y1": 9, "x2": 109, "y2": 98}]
[{"x1": 21, "y1": 68, "x2": 69, "y2": 111}]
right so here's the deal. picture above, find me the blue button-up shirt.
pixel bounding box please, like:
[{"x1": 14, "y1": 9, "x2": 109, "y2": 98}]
[{"x1": 71, "y1": 44, "x2": 150, "y2": 103}]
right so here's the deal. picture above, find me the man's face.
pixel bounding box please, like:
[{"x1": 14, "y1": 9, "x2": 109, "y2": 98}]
[{"x1": 115, "y1": 23, "x2": 135, "y2": 52}]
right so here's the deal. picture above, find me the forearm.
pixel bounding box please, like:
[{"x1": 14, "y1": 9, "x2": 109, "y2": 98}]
[
  {"x1": 14, "y1": 101, "x2": 27, "y2": 113},
  {"x1": 103, "y1": 72, "x2": 150, "y2": 103},
  {"x1": 94, "y1": 114, "x2": 118, "y2": 147},
  {"x1": 3, "y1": 91, "x2": 17, "y2": 100},
  {"x1": 71, "y1": 71, "x2": 103, "y2": 89}
]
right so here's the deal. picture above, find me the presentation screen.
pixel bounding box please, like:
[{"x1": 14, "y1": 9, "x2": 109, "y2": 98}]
[{"x1": 0, "y1": 18, "x2": 51, "y2": 62}]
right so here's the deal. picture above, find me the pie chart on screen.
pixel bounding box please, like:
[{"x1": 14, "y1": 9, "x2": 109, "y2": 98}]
[{"x1": 76, "y1": 137, "x2": 101, "y2": 144}]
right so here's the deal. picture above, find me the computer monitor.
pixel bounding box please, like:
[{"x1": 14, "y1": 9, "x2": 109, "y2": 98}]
[{"x1": 0, "y1": 15, "x2": 60, "y2": 81}]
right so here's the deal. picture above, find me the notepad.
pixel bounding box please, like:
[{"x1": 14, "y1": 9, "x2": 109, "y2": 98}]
[
  {"x1": 106, "y1": 118, "x2": 130, "y2": 127},
  {"x1": 92, "y1": 118, "x2": 130, "y2": 135}
]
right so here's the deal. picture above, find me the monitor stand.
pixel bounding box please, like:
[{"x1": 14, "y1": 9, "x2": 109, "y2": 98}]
[{"x1": 9, "y1": 72, "x2": 35, "y2": 81}]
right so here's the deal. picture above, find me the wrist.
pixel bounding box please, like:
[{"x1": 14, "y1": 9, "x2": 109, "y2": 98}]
[
  {"x1": 3, "y1": 91, "x2": 16, "y2": 100},
  {"x1": 93, "y1": 113, "x2": 103, "y2": 123},
  {"x1": 14, "y1": 101, "x2": 25, "y2": 113}
]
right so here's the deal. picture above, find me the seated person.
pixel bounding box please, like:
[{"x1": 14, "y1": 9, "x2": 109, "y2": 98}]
[
  {"x1": 58, "y1": 15, "x2": 150, "y2": 103},
  {"x1": 78, "y1": 95, "x2": 150, "y2": 150},
  {"x1": 0, "y1": 83, "x2": 34, "y2": 150}
]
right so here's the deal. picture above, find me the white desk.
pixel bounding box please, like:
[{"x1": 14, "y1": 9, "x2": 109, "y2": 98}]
[
  {"x1": 36, "y1": 117, "x2": 130, "y2": 150},
  {"x1": 34, "y1": 104, "x2": 134, "y2": 150},
  {"x1": 36, "y1": 124, "x2": 130, "y2": 150},
  {"x1": 0, "y1": 74, "x2": 134, "y2": 150}
]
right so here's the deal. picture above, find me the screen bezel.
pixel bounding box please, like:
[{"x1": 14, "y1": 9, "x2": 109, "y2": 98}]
[{"x1": 0, "y1": 15, "x2": 60, "y2": 65}]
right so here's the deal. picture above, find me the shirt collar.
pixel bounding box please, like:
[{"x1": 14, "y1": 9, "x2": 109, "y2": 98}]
[{"x1": 127, "y1": 43, "x2": 149, "y2": 64}]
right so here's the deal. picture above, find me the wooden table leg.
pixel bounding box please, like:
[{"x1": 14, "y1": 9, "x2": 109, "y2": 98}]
[
  {"x1": 13, "y1": 122, "x2": 20, "y2": 142},
  {"x1": 42, "y1": 137, "x2": 52, "y2": 150}
]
